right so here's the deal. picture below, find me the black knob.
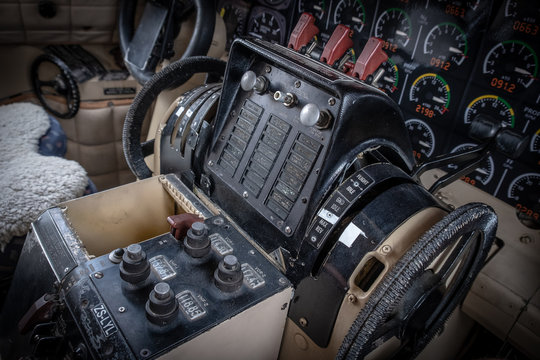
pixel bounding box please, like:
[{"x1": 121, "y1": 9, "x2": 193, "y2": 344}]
[
  {"x1": 495, "y1": 129, "x2": 528, "y2": 159},
  {"x1": 119, "y1": 244, "x2": 150, "y2": 284},
  {"x1": 184, "y1": 222, "x2": 211, "y2": 258},
  {"x1": 145, "y1": 282, "x2": 179, "y2": 326},
  {"x1": 214, "y1": 255, "x2": 243, "y2": 292}
]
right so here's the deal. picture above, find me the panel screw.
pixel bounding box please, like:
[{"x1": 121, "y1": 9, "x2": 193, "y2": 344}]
[
  {"x1": 294, "y1": 80, "x2": 301, "y2": 88},
  {"x1": 243, "y1": 191, "x2": 249, "y2": 198},
  {"x1": 118, "y1": 307, "x2": 126, "y2": 313},
  {"x1": 279, "y1": 277, "x2": 287, "y2": 285},
  {"x1": 520, "y1": 235, "x2": 533, "y2": 244},
  {"x1": 208, "y1": 160, "x2": 214, "y2": 167},
  {"x1": 328, "y1": 97, "x2": 336, "y2": 106},
  {"x1": 284, "y1": 226, "x2": 292, "y2": 234},
  {"x1": 381, "y1": 245, "x2": 391, "y2": 254},
  {"x1": 93, "y1": 272, "x2": 103, "y2": 279},
  {"x1": 265, "y1": 65, "x2": 272, "y2": 73},
  {"x1": 299, "y1": 317, "x2": 308, "y2": 327},
  {"x1": 347, "y1": 294, "x2": 357, "y2": 303}
]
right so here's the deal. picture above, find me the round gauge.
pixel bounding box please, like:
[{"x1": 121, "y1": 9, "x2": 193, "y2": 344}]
[
  {"x1": 298, "y1": 0, "x2": 326, "y2": 20},
  {"x1": 464, "y1": 95, "x2": 515, "y2": 128},
  {"x1": 333, "y1": 0, "x2": 366, "y2": 34},
  {"x1": 424, "y1": 22, "x2": 468, "y2": 69},
  {"x1": 409, "y1": 73, "x2": 450, "y2": 118},
  {"x1": 448, "y1": 143, "x2": 495, "y2": 186},
  {"x1": 531, "y1": 128, "x2": 540, "y2": 154},
  {"x1": 507, "y1": 172, "x2": 540, "y2": 229},
  {"x1": 376, "y1": 58, "x2": 399, "y2": 94},
  {"x1": 374, "y1": 8, "x2": 412, "y2": 51},
  {"x1": 405, "y1": 119, "x2": 436, "y2": 161},
  {"x1": 483, "y1": 40, "x2": 538, "y2": 92},
  {"x1": 219, "y1": 2, "x2": 249, "y2": 48},
  {"x1": 247, "y1": 7, "x2": 287, "y2": 44}
]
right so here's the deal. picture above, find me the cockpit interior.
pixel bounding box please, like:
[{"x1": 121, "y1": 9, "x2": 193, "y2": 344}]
[{"x1": 0, "y1": 0, "x2": 538, "y2": 359}]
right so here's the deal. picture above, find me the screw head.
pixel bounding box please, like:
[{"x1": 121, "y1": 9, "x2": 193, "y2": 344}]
[
  {"x1": 208, "y1": 160, "x2": 214, "y2": 167},
  {"x1": 93, "y1": 272, "x2": 103, "y2": 279},
  {"x1": 243, "y1": 191, "x2": 249, "y2": 198},
  {"x1": 284, "y1": 226, "x2": 292, "y2": 234},
  {"x1": 347, "y1": 294, "x2": 357, "y2": 303},
  {"x1": 294, "y1": 80, "x2": 301, "y2": 88},
  {"x1": 118, "y1": 306, "x2": 126, "y2": 313},
  {"x1": 265, "y1": 65, "x2": 272, "y2": 73},
  {"x1": 299, "y1": 317, "x2": 308, "y2": 327},
  {"x1": 328, "y1": 97, "x2": 336, "y2": 106},
  {"x1": 381, "y1": 245, "x2": 391, "y2": 254}
]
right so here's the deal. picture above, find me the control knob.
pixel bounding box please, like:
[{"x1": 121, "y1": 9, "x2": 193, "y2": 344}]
[
  {"x1": 145, "y1": 282, "x2": 179, "y2": 326},
  {"x1": 300, "y1": 103, "x2": 332, "y2": 129},
  {"x1": 184, "y1": 222, "x2": 211, "y2": 258},
  {"x1": 214, "y1": 255, "x2": 243, "y2": 292},
  {"x1": 240, "y1": 70, "x2": 268, "y2": 93},
  {"x1": 119, "y1": 244, "x2": 150, "y2": 285}
]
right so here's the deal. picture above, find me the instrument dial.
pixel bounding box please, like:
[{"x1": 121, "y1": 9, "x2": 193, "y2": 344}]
[
  {"x1": 375, "y1": 58, "x2": 399, "y2": 94},
  {"x1": 531, "y1": 128, "x2": 540, "y2": 154},
  {"x1": 374, "y1": 8, "x2": 412, "y2": 52},
  {"x1": 448, "y1": 143, "x2": 495, "y2": 186},
  {"x1": 298, "y1": 0, "x2": 326, "y2": 20},
  {"x1": 464, "y1": 95, "x2": 515, "y2": 128},
  {"x1": 405, "y1": 119, "x2": 436, "y2": 161},
  {"x1": 483, "y1": 40, "x2": 538, "y2": 92},
  {"x1": 409, "y1": 73, "x2": 451, "y2": 119},
  {"x1": 333, "y1": 0, "x2": 366, "y2": 34},
  {"x1": 424, "y1": 22, "x2": 468, "y2": 69},
  {"x1": 247, "y1": 7, "x2": 287, "y2": 44},
  {"x1": 507, "y1": 172, "x2": 540, "y2": 229}
]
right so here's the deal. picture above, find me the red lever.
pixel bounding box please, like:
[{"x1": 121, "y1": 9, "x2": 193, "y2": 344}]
[
  {"x1": 167, "y1": 213, "x2": 203, "y2": 240},
  {"x1": 352, "y1": 37, "x2": 388, "y2": 81},
  {"x1": 321, "y1": 24, "x2": 354, "y2": 66},
  {"x1": 288, "y1": 12, "x2": 319, "y2": 51}
]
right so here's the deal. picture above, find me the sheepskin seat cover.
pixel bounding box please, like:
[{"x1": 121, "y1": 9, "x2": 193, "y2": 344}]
[{"x1": 0, "y1": 103, "x2": 88, "y2": 250}]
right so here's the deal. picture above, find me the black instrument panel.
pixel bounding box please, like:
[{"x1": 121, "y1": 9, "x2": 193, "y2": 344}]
[{"x1": 219, "y1": 0, "x2": 539, "y2": 229}]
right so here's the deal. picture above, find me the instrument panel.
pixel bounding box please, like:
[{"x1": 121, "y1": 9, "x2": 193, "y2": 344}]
[{"x1": 218, "y1": 0, "x2": 539, "y2": 230}]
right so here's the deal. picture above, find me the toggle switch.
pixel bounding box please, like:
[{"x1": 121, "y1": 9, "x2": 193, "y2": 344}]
[
  {"x1": 119, "y1": 244, "x2": 151, "y2": 285},
  {"x1": 214, "y1": 255, "x2": 243, "y2": 292},
  {"x1": 145, "y1": 282, "x2": 179, "y2": 326},
  {"x1": 240, "y1": 70, "x2": 268, "y2": 93},
  {"x1": 274, "y1": 91, "x2": 297, "y2": 107},
  {"x1": 184, "y1": 221, "x2": 211, "y2": 258},
  {"x1": 288, "y1": 12, "x2": 320, "y2": 52},
  {"x1": 321, "y1": 24, "x2": 354, "y2": 67},
  {"x1": 352, "y1": 37, "x2": 388, "y2": 81},
  {"x1": 300, "y1": 103, "x2": 332, "y2": 129}
]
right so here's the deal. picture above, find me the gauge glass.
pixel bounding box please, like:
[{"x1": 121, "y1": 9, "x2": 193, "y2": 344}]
[
  {"x1": 333, "y1": 0, "x2": 366, "y2": 34},
  {"x1": 424, "y1": 22, "x2": 468, "y2": 69},
  {"x1": 464, "y1": 95, "x2": 515, "y2": 128},
  {"x1": 298, "y1": 0, "x2": 326, "y2": 20},
  {"x1": 375, "y1": 58, "x2": 399, "y2": 94},
  {"x1": 448, "y1": 143, "x2": 495, "y2": 186},
  {"x1": 483, "y1": 40, "x2": 538, "y2": 92},
  {"x1": 405, "y1": 119, "x2": 436, "y2": 161},
  {"x1": 374, "y1": 8, "x2": 412, "y2": 51},
  {"x1": 507, "y1": 172, "x2": 540, "y2": 229},
  {"x1": 247, "y1": 8, "x2": 287, "y2": 44},
  {"x1": 409, "y1": 73, "x2": 450, "y2": 118}
]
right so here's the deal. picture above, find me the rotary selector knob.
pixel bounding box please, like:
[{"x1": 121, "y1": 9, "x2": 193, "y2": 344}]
[
  {"x1": 240, "y1": 70, "x2": 268, "y2": 93},
  {"x1": 119, "y1": 244, "x2": 150, "y2": 284},
  {"x1": 184, "y1": 221, "x2": 211, "y2": 258},
  {"x1": 214, "y1": 255, "x2": 243, "y2": 292},
  {"x1": 300, "y1": 103, "x2": 332, "y2": 129},
  {"x1": 145, "y1": 282, "x2": 179, "y2": 326}
]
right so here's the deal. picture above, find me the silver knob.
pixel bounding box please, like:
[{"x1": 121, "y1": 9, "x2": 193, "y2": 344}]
[
  {"x1": 300, "y1": 103, "x2": 332, "y2": 129},
  {"x1": 240, "y1": 70, "x2": 268, "y2": 93}
]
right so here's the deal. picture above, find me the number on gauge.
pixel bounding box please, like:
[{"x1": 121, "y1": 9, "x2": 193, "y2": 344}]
[
  {"x1": 333, "y1": 0, "x2": 366, "y2": 34},
  {"x1": 507, "y1": 172, "x2": 540, "y2": 229},
  {"x1": 505, "y1": 0, "x2": 540, "y2": 36},
  {"x1": 424, "y1": 22, "x2": 468, "y2": 69},
  {"x1": 483, "y1": 40, "x2": 538, "y2": 92},
  {"x1": 410, "y1": 73, "x2": 451, "y2": 118},
  {"x1": 374, "y1": 8, "x2": 412, "y2": 52},
  {"x1": 405, "y1": 119, "x2": 436, "y2": 161},
  {"x1": 464, "y1": 95, "x2": 515, "y2": 128},
  {"x1": 448, "y1": 143, "x2": 495, "y2": 186}
]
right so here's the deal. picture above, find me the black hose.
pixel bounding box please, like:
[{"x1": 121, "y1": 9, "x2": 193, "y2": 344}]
[
  {"x1": 123, "y1": 56, "x2": 226, "y2": 180},
  {"x1": 336, "y1": 202, "x2": 497, "y2": 360}
]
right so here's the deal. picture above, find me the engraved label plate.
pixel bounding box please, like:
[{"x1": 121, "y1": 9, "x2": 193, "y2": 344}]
[
  {"x1": 92, "y1": 303, "x2": 118, "y2": 337},
  {"x1": 241, "y1": 263, "x2": 266, "y2": 289},
  {"x1": 176, "y1": 291, "x2": 207, "y2": 321},
  {"x1": 149, "y1": 255, "x2": 177, "y2": 281},
  {"x1": 209, "y1": 233, "x2": 234, "y2": 255}
]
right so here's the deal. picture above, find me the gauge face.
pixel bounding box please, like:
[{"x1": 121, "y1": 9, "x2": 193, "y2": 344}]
[
  {"x1": 247, "y1": 8, "x2": 287, "y2": 44},
  {"x1": 507, "y1": 172, "x2": 540, "y2": 229},
  {"x1": 375, "y1": 58, "x2": 399, "y2": 94},
  {"x1": 531, "y1": 128, "x2": 540, "y2": 154},
  {"x1": 298, "y1": 0, "x2": 326, "y2": 20},
  {"x1": 448, "y1": 143, "x2": 495, "y2": 186},
  {"x1": 405, "y1": 119, "x2": 436, "y2": 161},
  {"x1": 409, "y1": 73, "x2": 450, "y2": 118},
  {"x1": 464, "y1": 95, "x2": 515, "y2": 128},
  {"x1": 333, "y1": 0, "x2": 366, "y2": 34},
  {"x1": 374, "y1": 8, "x2": 412, "y2": 51},
  {"x1": 219, "y1": 2, "x2": 249, "y2": 49},
  {"x1": 483, "y1": 40, "x2": 539, "y2": 92},
  {"x1": 424, "y1": 22, "x2": 468, "y2": 69}
]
